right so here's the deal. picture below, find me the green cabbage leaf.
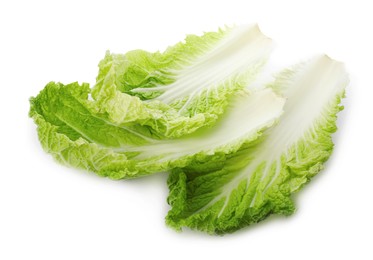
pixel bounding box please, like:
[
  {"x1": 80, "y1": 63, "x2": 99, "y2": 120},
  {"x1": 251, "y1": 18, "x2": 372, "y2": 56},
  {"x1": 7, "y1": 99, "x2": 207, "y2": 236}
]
[
  {"x1": 92, "y1": 25, "x2": 272, "y2": 138},
  {"x1": 30, "y1": 82, "x2": 284, "y2": 179},
  {"x1": 166, "y1": 55, "x2": 349, "y2": 234}
]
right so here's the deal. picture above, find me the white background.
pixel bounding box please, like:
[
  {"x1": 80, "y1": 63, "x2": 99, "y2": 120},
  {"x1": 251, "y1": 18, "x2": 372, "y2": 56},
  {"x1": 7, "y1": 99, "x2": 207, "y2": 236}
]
[{"x1": 1, "y1": 0, "x2": 372, "y2": 259}]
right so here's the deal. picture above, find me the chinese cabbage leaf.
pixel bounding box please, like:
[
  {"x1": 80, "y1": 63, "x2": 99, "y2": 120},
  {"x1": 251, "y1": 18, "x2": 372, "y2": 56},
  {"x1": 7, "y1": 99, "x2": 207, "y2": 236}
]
[{"x1": 166, "y1": 55, "x2": 348, "y2": 234}]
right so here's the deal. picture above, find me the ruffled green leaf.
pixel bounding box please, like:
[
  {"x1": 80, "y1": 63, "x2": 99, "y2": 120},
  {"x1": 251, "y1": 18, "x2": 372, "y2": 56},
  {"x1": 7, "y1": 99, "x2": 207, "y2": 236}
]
[
  {"x1": 92, "y1": 25, "x2": 273, "y2": 137},
  {"x1": 30, "y1": 83, "x2": 284, "y2": 179},
  {"x1": 166, "y1": 55, "x2": 349, "y2": 234}
]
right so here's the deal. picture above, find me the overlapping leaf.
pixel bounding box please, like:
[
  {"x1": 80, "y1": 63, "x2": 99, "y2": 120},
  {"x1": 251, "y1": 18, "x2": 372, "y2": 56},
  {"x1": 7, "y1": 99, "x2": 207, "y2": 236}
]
[{"x1": 166, "y1": 56, "x2": 348, "y2": 234}]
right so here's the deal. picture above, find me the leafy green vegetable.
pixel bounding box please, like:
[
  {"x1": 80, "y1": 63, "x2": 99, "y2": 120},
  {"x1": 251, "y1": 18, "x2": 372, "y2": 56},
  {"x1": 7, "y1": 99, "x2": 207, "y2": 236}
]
[
  {"x1": 30, "y1": 82, "x2": 284, "y2": 179},
  {"x1": 30, "y1": 23, "x2": 348, "y2": 235},
  {"x1": 92, "y1": 25, "x2": 272, "y2": 137},
  {"x1": 166, "y1": 55, "x2": 348, "y2": 234}
]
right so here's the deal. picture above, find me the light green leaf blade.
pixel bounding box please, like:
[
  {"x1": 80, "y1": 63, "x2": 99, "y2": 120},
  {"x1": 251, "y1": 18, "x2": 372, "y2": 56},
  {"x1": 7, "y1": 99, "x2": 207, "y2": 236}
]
[
  {"x1": 166, "y1": 55, "x2": 349, "y2": 234},
  {"x1": 92, "y1": 25, "x2": 273, "y2": 137},
  {"x1": 30, "y1": 84, "x2": 284, "y2": 180}
]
